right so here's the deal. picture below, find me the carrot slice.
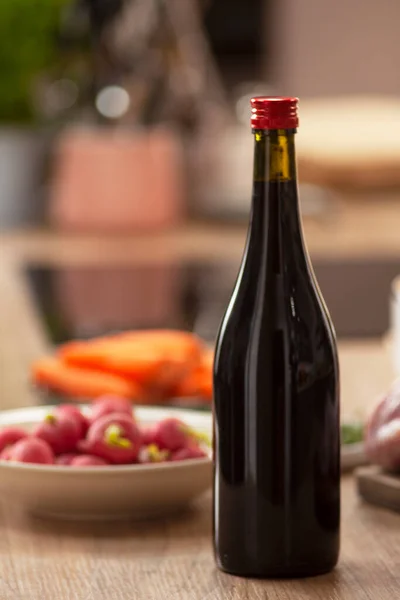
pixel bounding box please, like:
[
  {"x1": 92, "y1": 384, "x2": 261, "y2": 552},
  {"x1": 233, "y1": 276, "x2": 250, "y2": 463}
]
[
  {"x1": 32, "y1": 357, "x2": 142, "y2": 400},
  {"x1": 59, "y1": 330, "x2": 205, "y2": 392},
  {"x1": 172, "y1": 348, "x2": 213, "y2": 401},
  {"x1": 60, "y1": 340, "x2": 168, "y2": 382}
]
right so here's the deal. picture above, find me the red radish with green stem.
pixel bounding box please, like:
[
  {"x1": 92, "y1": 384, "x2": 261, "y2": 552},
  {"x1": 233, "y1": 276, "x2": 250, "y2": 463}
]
[
  {"x1": 0, "y1": 403, "x2": 210, "y2": 466},
  {"x1": 0, "y1": 427, "x2": 27, "y2": 454},
  {"x1": 56, "y1": 453, "x2": 80, "y2": 465},
  {"x1": 33, "y1": 413, "x2": 81, "y2": 454},
  {"x1": 89, "y1": 396, "x2": 134, "y2": 424},
  {"x1": 9, "y1": 438, "x2": 54, "y2": 464},
  {"x1": 142, "y1": 426, "x2": 156, "y2": 446},
  {"x1": 151, "y1": 418, "x2": 210, "y2": 452},
  {"x1": 81, "y1": 413, "x2": 142, "y2": 464},
  {"x1": 54, "y1": 404, "x2": 89, "y2": 437},
  {"x1": 170, "y1": 445, "x2": 208, "y2": 461},
  {"x1": 0, "y1": 447, "x2": 13, "y2": 461},
  {"x1": 138, "y1": 444, "x2": 170, "y2": 464}
]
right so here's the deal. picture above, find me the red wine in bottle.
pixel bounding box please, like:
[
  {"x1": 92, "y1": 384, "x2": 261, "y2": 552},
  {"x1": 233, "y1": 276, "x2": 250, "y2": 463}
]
[{"x1": 213, "y1": 97, "x2": 340, "y2": 578}]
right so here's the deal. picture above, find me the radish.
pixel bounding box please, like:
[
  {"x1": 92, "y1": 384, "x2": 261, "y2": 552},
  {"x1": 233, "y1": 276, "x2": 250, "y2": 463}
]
[
  {"x1": 55, "y1": 404, "x2": 89, "y2": 438},
  {"x1": 70, "y1": 455, "x2": 109, "y2": 467},
  {"x1": 82, "y1": 412, "x2": 142, "y2": 464},
  {"x1": 0, "y1": 447, "x2": 13, "y2": 461},
  {"x1": 151, "y1": 418, "x2": 193, "y2": 452},
  {"x1": 138, "y1": 444, "x2": 169, "y2": 464},
  {"x1": 56, "y1": 453, "x2": 80, "y2": 465},
  {"x1": 89, "y1": 396, "x2": 134, "y2": 424},
  {"x1": 9, "y1": 438, "x2": 54, "y2": 464},
  {"x1": 170, "y1": 445, "x2": 207, "y2": 461},
  {"x1": 141, "y1": 426, "x2": 156, "y2": 446},
  {"x1": 33, "y1": 413, "x2": 81, "y2": 454},
  {"x1": 0, "y1": 427, "x2": 27, "y2": 453}
]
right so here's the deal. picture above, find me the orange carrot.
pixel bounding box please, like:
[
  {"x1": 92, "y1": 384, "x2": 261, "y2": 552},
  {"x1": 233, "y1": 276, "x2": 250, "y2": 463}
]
[
  {"x1": 172, "y1": 348, "x2": 213, "y2": 401},
  {"x1": 60, "y1": 341, "x2": 165, "y2": 382},
  {"x1": 59, "y1": 330, "x2": 205, "y2": 391},
  {"x1": 32, "y1": 357, "x2": 142, "y2": 400}
]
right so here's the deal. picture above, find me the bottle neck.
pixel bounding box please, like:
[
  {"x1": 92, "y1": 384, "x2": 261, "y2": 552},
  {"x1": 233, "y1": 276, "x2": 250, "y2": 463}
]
[
  {"x1": 253, "y1": 129, "x2": 297, "y2": 183},
  {"x1": 247, "y1": 128, "x2": 302, "y2": 274}
]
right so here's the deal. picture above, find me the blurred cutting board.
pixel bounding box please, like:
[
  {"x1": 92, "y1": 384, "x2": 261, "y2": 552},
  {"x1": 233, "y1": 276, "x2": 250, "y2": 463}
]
[
  {"x1": 297, "y1": 96, "x2": 400, "y2": 188},
  {"x1": 356, "y1": 465, "x2": 400, "y2": 512}
]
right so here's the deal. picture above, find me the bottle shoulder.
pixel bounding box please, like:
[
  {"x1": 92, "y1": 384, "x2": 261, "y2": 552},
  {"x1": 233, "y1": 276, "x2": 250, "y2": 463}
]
[{"x1": 215, "y1": 263, "x2": 337, "y2": 374}]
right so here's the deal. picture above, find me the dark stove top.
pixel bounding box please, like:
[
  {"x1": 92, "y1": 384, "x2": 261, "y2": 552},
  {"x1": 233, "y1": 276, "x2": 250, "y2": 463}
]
[
  {"x1": 25, "y1": 256, "x2": 400, "y2": 344},
  {"x1": 26, "y1": 261, "x2": 238, "y2": 346}
]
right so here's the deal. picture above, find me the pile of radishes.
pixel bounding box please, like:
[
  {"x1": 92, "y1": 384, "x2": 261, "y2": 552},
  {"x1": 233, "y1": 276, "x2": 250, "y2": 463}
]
[{"x1": 0, "y1": 397, "x2": 209, "y2": 467}]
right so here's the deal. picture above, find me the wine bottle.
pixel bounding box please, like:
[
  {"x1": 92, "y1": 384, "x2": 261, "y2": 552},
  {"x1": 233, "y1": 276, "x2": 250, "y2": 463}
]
[{"x1": 213, "y1": 97, "x2": 340, "y2": 578}]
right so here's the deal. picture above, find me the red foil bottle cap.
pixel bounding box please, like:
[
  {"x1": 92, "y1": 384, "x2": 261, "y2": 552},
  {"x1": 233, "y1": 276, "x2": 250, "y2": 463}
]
[{"x1": 251, "y1": 96, "x2": 299, "y2": 130}]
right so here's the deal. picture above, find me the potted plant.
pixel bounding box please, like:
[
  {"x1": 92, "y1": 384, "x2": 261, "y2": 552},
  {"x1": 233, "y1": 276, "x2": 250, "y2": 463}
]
[{"x1": 0, "y1": 0, "x2": 69, "y2": 228}]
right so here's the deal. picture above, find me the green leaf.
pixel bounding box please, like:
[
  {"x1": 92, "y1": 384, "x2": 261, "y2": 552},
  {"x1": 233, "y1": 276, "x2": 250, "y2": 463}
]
[
  {"x1": 341, "y1": 422, "x2": 364, "y2": 445},
  {"x1": 0, "y1": 0, "x2": 70, "y2": 123}
]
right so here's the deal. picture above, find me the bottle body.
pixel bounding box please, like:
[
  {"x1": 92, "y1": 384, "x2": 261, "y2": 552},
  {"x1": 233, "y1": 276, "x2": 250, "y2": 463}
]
[{"x1": 213, "y1": 122, "x2": 340, "y2": 578}]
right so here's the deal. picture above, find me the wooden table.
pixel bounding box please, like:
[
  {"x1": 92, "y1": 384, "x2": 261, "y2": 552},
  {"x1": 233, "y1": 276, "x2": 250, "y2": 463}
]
[
  {"x1": 0, "y1": 241, "x2": 399, "y2": 599},
  {"x1": 3, "y1": 190, "x2": 400, "y2": 264}
]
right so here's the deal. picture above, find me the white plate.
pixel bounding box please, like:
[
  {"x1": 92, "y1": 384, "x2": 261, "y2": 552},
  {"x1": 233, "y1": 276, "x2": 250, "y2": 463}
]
[
  {"x1": 0, "y1": 405, "x2": 212, "y2": 521},
  {"x1": 341, "y1": 442, "x2": 368, "y2": 472}
]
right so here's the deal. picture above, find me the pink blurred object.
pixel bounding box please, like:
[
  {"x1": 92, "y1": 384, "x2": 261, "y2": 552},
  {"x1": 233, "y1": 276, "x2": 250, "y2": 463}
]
[
  {"x1": 365, "y1": 379, "x2": 400, "y2": 473},
  {"x1": 49, "y1": 126, "x2": 185, "y2": 232}
]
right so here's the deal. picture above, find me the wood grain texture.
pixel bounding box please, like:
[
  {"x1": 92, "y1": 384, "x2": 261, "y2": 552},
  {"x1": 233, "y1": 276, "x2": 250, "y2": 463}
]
[
  {"x1": 0, "y1": 479, "x2": 398, "y2": 600},
  {"x1": 0, "y1": 239, "x2": 399, "y2": 598}
]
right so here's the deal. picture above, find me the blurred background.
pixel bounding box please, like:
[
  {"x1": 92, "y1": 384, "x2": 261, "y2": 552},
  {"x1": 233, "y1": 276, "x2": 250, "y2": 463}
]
[{"x1": 2, "y1": 0, "x2": 400, "y2": 351}]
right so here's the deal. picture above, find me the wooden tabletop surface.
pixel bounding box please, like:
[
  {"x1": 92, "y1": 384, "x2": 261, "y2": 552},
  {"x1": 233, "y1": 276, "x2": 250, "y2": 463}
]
[
  {"x1": 0, "y1": 238, "x2": 399, "y2": 599},
  {"x1": 2, "y1": 190, "x2": 400, "y2": 264}
]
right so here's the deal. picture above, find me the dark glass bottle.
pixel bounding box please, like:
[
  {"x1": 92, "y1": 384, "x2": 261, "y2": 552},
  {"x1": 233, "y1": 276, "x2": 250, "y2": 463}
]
[{"x1": 213, "y1": 97, "x2": 340, "y2": 578}]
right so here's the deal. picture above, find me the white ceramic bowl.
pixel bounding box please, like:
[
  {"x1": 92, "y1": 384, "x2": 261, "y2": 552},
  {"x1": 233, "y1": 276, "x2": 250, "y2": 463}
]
[
  {"x1": 0, "y1": 405, "x2": 212, "y2": 521},
  {"x1": 341, "y1": 442, "x2": 367, "y2": 472}
]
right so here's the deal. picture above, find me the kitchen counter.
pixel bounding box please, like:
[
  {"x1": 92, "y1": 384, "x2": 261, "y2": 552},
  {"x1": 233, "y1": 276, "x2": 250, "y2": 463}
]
[
  {"x1": 0, "y1": 230, "x2": 399, "y2": 599},
  {"x1": 2, "y1": 188, "x2": 400, "y2": 263}
]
